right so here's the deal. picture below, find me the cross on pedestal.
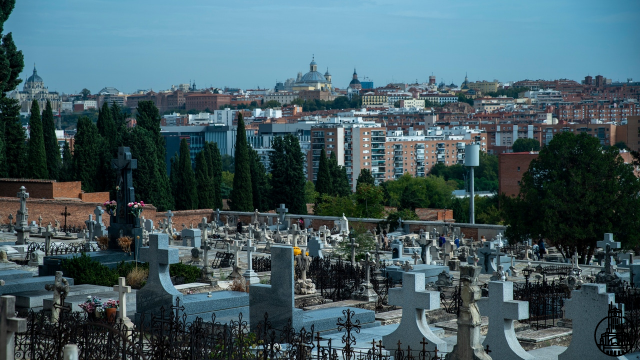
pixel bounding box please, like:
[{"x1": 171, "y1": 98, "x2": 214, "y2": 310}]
[
  {"x1": 382, "y1": 272, "x2": 446, "y2": 352},
  {"x1": 228, "y1": 240, "x2": 242, "y2": 280},
  {"x1": 200, "y1": 238, "x2": 213, "y2": 280},
  {"x1": 276, "y1": 204, "x2": 288, "y2": 226},
  {"x1": 597, "y1": 233, "x2": 620, "y2": 275},
  {"x1": 572, "y1": 251, "x2": 581, "y2": 269},
  {"x1": 412, "y1": 251, "x2": 421, "y2": 265},
  {"x1": 60, "y1": 206, "x2": 71, "y2": 233},
  {"x1": 477, "y1": 281, "x2": 533, "y2": 360},
  {"x1": 43, "y1": 224, "x2": 55, "y2": 256},
  {"x1": 137, "y1": 234, "x2": 182, "y2": 313},
  {"x1": 15, "y1": 187, "x2": 30, "y2": 244},
  {"x1": 1, "y1": 295, "x2": 27, "y2": 360},
  {"x1": 113, "y1": 277, "x2": 133, "y2": 328},
  {"x1": 348, "y1": 234, "x2": 359, "y2": 265},
  {"x1": 85, "y1": 215, "x2": 96, "y2": 242},
  {"x1": 243, "y1": 238, "x2": 259, "y2": 284}
]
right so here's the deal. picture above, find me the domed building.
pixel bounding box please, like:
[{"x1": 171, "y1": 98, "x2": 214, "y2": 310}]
[
  {"x1": 292, "y1": 57, "x2": 332, "y2": 91},
  {"x1": 9, "y1": 64, "x2": 61, "y2": 113},
  {"x1": 348, "y1": 68, "x2": 362, "y2": 90}
]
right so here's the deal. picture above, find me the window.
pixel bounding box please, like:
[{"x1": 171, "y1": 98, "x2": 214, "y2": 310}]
[{"x1": 517, "y1": 167, "x2": 520, "y2": 171}]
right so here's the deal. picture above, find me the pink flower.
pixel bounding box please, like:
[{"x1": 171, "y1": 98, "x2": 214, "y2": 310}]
[
  {"x1": 128, "y1": 203, "x2": 133, "y2": 207},
  {"x1": 134, "y1": 204, "x2": 138, "y2": 208}
]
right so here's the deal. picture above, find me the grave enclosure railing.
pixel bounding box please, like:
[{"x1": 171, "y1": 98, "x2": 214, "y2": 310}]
[
  {"x1": 513, "y1": 279, "x2": 569, "y2": 330},
  {"x1": 25, "y1": 240, "x2": 100, "y2": 259},
  {"x1": 614, "y1": 284, "x2": 640, "y2": 353},
  {"x1": 14, "y1": 303, "x2": 446, "y2": 360}
]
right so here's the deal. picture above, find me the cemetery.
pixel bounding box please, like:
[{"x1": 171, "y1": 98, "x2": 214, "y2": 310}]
[{"x1": 1, "y1": 148, "x2": 639, "y2": 360}]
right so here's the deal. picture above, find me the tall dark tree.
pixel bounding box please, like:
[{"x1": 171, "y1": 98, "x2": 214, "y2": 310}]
[
  {"x1": 97, "y1": 103, "x2": 117, "y2": 146},
  {"x1": 196, "y1": 150, "x2": 215, "y2": 209},
  {"x1": 512, "y1": 138, "x2": 541, "y2": 153},
  {"x1": 229, "y1": 113, "x2": 253, "y2": 211},
  {"x1": 208, "y1": 142, "x2": 224, "y2": 210},
  {"x1": 26, "y1": 100, "x2": 48, "y2": 179},
  {"x1": 503, "y1": 132, "x2": 640, "y2": 263},
  {"x1": 0, "y1": 121, "x2": 6, "y2": 177},
  {"x1": 174, "y1": 139, "x2": 198, "y2": 210},
  {"x1": 129, "y1": 101, "x2": 173, "y2": 210},
  {"x1": 356, "y1": 168, "x2": 375, "y2": 189},
  {"x1": 0, "y1": 97, "x2": 24, "y2": 177},
  {"x1": 270, "y1": 134, "x2": 307, "y2": 214},
  {"x1": 169, "y1": 152, "x2": 179, "y2": 200},
  {"x1": 249, "y1": 148, "x2": 271, "y2": 211},
  {"x1": 41, "y1": 100, "x2": 60, "y2": 180},
  {"x1": 0, "y1": 0, "x2": 25, "y2": 96},
  {"x1": 73, "y1": 117, "x2": 102, "y2": 192},
  {"x1": 59, "y1": 141, "x2": 72, "y2": 182},
  {"x1": 329, "y1": 151, "x2": 351, "y2": 196},
  {"x1": 315, "y1": 148, "x2": 332, "y2": 196}
]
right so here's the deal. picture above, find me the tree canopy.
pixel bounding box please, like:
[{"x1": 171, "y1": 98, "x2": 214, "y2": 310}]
[
  {"x1": 229, "y1": 113, "x2": 253, "y2": 211},
  {"x1": 503, "y1": 132, "x2": 640, "y2": 262},
  {"x1": 26, "y1": 101, "x2": 48, "y2": 179},
  {"x1": 42, "y1": 100, "x2": 60, "y2": 180},
  {"x1": 269, "y1": 134, "x2": 307, "y2": 214},
  {"x1": 512, "y1": 138, "x2": 541, "y2": 153}
]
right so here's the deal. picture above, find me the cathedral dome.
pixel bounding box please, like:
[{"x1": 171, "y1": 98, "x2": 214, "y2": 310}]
[
  {"x1": 26, "y1": 66, "x2": 43, "y2": 84},
  {"x1": 301, "y1": 71, "x2": 327, "y2": 83},
  {"x1": 349, "y1": 78, "x2": 361, "y2": 86}
]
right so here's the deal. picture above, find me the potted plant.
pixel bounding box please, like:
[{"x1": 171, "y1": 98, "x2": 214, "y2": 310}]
[
  {"x1": 103, "y1": 200, "x2": 117, "y2": 216},
  {"x1": 78, "y1": 296, "x2": 103, "y2": 320},
  {"x1": 102, "y1": 299, "x2": 119, "y2": 323}
]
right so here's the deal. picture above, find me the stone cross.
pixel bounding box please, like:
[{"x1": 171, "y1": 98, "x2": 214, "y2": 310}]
[
  {"x1": 348, "y1": 234, "x2": 359, "y2": 265},
  {"x1": 477, "y1": 241, "x2": 499, "y2": 274},
  {"x1": 200, "y1": 238, "x2": 213, "y2": 280},
  {"x1": 401, "y1": 261, "x2": 413, "y2": 272},
  {"x1": 243, "y1": 238, "x2": 259, "y2": 284},
  {"x1": 363, "y1": 252, "x2": 375, "y2": 285},
  {"x1": 296, "y1": 253, "x2": 311, "y2": 282},
  {"x1": 597, "y1": 233, "x2": 620, "y2": 275},
  {"x1": 412, "y1": 251, "x2": 421, "y2": 265},
  {"x1": 7, "y1": 214, "x2": 13, "y2": 232},
  {"x1": 43, "y1": 224, "x2": 55, "y2": 256},
  {"x1": 215, "y1": 208, "x2": 221, "y2": 224},
  {"x1": 572, "y1": 251, "x2": 581, "y2": 269},
  {"x1": 15, "y1": 186, "x2": 29, "y2": 245},
  {"x1": 111, "y1": 147, "x2": 137, "y2": 225},
  {"x1": 307, "y1": 236, "x2": 325, "y2": 259},
  {"x1": 165, "y1": 210, "x2": 174, "y2": 235},
  {"x1": 1, "y1": 295, "x2": 27, "y2": 360},
  {"x1": 85, "y1": 215, "x2": 96, "y2": 242},
  {"x1": 199, "y1": 217, "x2": 208, "y2": 240},
  {"x1": 113, "y1": 277, "x2": 133, "y2": 328},
  {"x1": 382, "y1": 272, "x2": 447, "y2": 352},
  {"x1": 137, "y1": 233, "x2": 182, "y2": 314},
  {"x1": 558, "y1": 284, "x2": 617, "y2": 360},
  {"x1": 477, "y1": 281, "x2": 533, "y2": 360},
  {"x1": 228, "y1": 240, "x2": 242, "y2": 279},
  {"x1": 445, "y1": 266, "x2": 491, "y2": 360},
  {"x1": 45, "y1": 271, "x2": 70, "y2": 323},
  {"x1": 276, "y1": 204, "x2": 288, "y2": 226},
  {"x1": 93, "y1": 206, "x2": 106, "y2": 237}
]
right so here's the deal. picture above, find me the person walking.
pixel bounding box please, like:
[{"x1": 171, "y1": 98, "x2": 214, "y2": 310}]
[{"x1": 538, "y1": 239, "x2": 546, "y2": 261}]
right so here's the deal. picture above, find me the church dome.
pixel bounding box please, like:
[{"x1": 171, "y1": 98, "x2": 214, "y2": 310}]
[
  {"x1": 26, "y1": 66, "x2": 43, "y2": 84},
  {"x1": 301, "y1": 71, "x2": 327, "y2": 83},
  {"x1": 349, "y1": 78, "x2": 361, "y2": 86}
]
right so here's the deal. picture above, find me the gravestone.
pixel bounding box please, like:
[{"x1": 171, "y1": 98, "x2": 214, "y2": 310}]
[
  {"x1": 28, "y1": 250, "x2": 44, "y2": 266},
  {"x1": 93, "y1": 206, "x2": 107, "y2": 238},
  {"x1": 558, "y1": 284, "x2": 622, "y2": 360},
  {"x1": 242, "y1": 238, "x2": 259, "y2": 284},
  {"x1": 144, "y1": 219, "x2": 154, "y2": 233},
  {"x1": 44, "y1": 271, "x2": 70, "y2": 323},
  {"x1": 276, "y1": 204, "x2": 288, "y2": 228},
  {"x1": 391, "y1": 238, "x2": 403, "y2": 259},
  {"x1": 352, "y1": 253, "x2": 377, "y2": 302},
  {"x1": 347, "y1": 234, "x2": 359, "y2": 265},
  {"x1": 113, "y1": 277, "x2": 133, "y2": 328},
  {"x1": 136, "y1": 233, "x2": 182, "y2": 316},
  {"x1": 445, "y1": 265, "x2": 491, "y2": 360},
  {"x1": 476, "y1": 241, "x2": 499, "y2": 274},
  {"x1": 382, "y1": 272, "x2": 446, "y2": 352},
  {"x1": 250, "y1": 245, "x2": 301, "y2": 332},
  {"x1": 477, "y1": 281, "x2": 533, "y2": 360},
  {"x1": 1, "y1": 295, "x2": 27, "y2": 360},
  {"x1": 307, "y1": 236, "x2": 324, "y2": 259},
  {"x1": 181, "y1": 228, "x2": 201, "y2": 248},
  {"x1": 108, "y1": 147, "x2": 143, "y2": 258},
  {"x1": 15, "y1": 186, "x2": 29, "y2": 245},
  {"x1": 597, "y1": 233, "x2": 620, "y2": 275},
  {"x1": 630, "y1": 264, "x2": 640, "y2": 288}
]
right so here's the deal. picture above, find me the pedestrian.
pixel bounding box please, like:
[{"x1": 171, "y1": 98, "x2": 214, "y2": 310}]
[
  {"x1": 538, "y1": 239, "x2": 546, "y2": 261},
  {"x1": 236, "y1": 221, "x2": 242, "y2": 234}
]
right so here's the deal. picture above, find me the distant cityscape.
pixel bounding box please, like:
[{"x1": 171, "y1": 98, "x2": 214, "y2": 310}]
[{"x1": 9, "y1": 58, "x2": 640, "y2": 195}]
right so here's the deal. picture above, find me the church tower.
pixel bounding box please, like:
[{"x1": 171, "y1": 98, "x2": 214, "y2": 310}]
[{"x1": 324, "y1": 68, "x2": 332, "y2": 83}]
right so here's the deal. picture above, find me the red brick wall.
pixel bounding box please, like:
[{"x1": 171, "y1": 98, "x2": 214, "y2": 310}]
[
  {"x1": 415, "y1": 208, "x2": 454, "y2": 221},
  {"x1": 80, "y1": 192, "x2": 110, "y2": 203},
  {"x1": 498, "y1": 152, "x2": 538, "y2": 197},
  {"x1": 52, "y1": 182, "x2": 82, "y2": 198},
  {"x1": 0, "y1": 179, "x2": 56, "y2": 199}
]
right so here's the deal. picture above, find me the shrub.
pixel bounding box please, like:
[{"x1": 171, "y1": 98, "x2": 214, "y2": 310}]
[
  {"x1": 96, "y1": 236, "x2": 109, "y2": 250},
  {"x1": 126, "y1": 267, "x2": 148, "y2": 289},
  {"x1": 61, "y1": 254, "x2": 119, "y2": 286},
  {"x1": 170, "y1": 262, "x2": 200, "y2": 284}
]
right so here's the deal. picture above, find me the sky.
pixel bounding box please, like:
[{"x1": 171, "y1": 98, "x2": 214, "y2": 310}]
[{"x1": 5, "y1": 0, "x2": 640, "y2": 94}]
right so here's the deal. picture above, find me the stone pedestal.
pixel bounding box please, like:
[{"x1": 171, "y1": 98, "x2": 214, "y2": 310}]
[{"x1": 448, "y1": 259, "x2": 460, "y2": 271}]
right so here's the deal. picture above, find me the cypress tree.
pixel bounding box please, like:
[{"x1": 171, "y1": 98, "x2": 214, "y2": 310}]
[
  {"x1": 97, "y1": 102, "x2": 117, "y2": 146},
  {"x1": 270, "y1": 134, "x2": 307, "y2": 214},
  {"x1": 229, "y1": 113, "x2": 253, "y2": 211},
  {"x1": 174, "y1": 139, "x2": 198, "y2": 210},
  {"x1": 209, "y1": 142, "x2": 224, "y2": 210},
  {"x1": 249, "y1": 148, "x2": 270, "y2": 211},
  {"x1": 73, "y1": 117, "x2": 101, "y2": 192},
  {"x1": 26, "y1": 100, "x2": 48, "y2": 179},
  {"x1": 42, "y1": 100, "x2": 60, "y2": 180},
  {"x1": 169, "y1": 152, "x2": 179, "y2": 200},
  {"x1": 0, "y1": 121, "x2": 6, "y2": 177},
  {"x1": 127, "y1": 126, "x2": 168, "y2": 210},
  {"x1": 329, "y1": 151, "x2": 351, "y2": 196},
  {"x1": 0, "y1": 97, "x2": 25, "y2": 178},
  {"x1": 59, "y1": 141, "x2": 72, "y2": 182},
  {"x1": 196, "y1": 150, "x2": 215, "y2": 209},
  {"x1": 356, "y1": 168, "x2": 375, "y2": 189},
  {"x1": 131, "y1": 101, "x2": 173, "y2": 211},
  {"x1": 315, "y1": 147, "x2": 332, "y2": 196}
]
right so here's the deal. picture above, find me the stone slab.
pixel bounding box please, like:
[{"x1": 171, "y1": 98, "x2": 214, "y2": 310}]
[
  {"x1": 434, "y1": 316, "x2": 489, "y2": 331},
  {"x1": 174, "y1": 283, "x2": 209, "y2": 290},
  {"x1": 303, "y1": 299, "x2": 364, "y2": 311},
  {"x1": 301, "y1": 307, "x2": 377, "y2": 333},
  {"x1": 0, "y1": 269, "x2": 34, "y2": 281},
  {"x1": 0, "y1": 276, "x2": 75, "y2": 295},
  {"x1": 383, "y1": 264, "x2": 448, "y2": 283},
  {"x1": 526, "y1": 345, "x2": 567, "y2": 360},
  {"x1": 516, "y1": 327, "x2": 572, "y2": 343},
  {"x1": 44, "y1": 290, "x2": 137, "y2": 312},
  {"x1": 13, "y1": 284, "x2": 111, "y2": 308}
]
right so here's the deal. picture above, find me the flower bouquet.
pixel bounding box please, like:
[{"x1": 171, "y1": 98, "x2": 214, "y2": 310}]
[
  {"x1": 128, "y1": 201, "x2": 145, "y2": 217},
  {"x1": 104, "y1": 200, "x2": 117, "y2": 216},
  {"x1": 102, "y1": 299, "x2": 119, "y2": 322},
  {"x1": 79, "y1": 296, "x2": 103, "y2": 320}
]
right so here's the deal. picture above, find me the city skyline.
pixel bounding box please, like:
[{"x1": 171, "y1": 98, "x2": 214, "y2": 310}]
[{"x1": 5, "y1": 0, "x2": 640, "y2": 94}]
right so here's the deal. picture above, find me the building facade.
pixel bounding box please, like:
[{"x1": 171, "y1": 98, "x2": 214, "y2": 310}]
[{"x1": 9, "y1": 65, "x2": 61, "y2": 113}]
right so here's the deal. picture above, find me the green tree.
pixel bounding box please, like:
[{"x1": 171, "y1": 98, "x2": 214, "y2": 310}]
[
  {"x1": 0, "y1": 0, "x2": 25, "y2": 96},
  {"x1": 503, "y1": 132, "x2": 640, "y2": 263},
  {"x1": 59, "y1": 141, "x2": 72, "y2": 182},
  {"x1": 315, "y1": 148, "x2": 333, "y2": 196},
  {"x1": 169, "y1": 152, "x2": 179, "y2": 200},
  {"x1": 221, "y1": 171, "x2": 234, "y2": 199},
  {"x1": 221, "y1": 154, "x2": 234, "y2": 173},
  {"x1": 356, "y1": 169, "x2": 375, "y2": 189},
  {"x1": 512, "y1": 138, "x2": 541, "y2": 153},
  {"x1": 26, "y1": 101, "x2": 48, "y2": 179},
  {"x1": 304, "y1": 181, "x2": 318, "y2": 205},
  {"x1": 80, "y1": 88, "x2": 91, "y2": 100},
  {"x1": 0, "y1": 121, "x2": 6, "y2": 177},
  {"x1": 208, "y1": 142, "x2": 224, "y2": 209},
  {"x1": 174, "y1": 139, "x2": 198, "y2": 210},
  {"x1": 230, "y1": 113, "x2": 253, "y2": 211},
  {"x1": 263, "y1": 100, "x2": 281, "y2": 108},
  {"x1": 315, "y1": 194, "x2": 356, "y2": 217},
  {"x1": 195, "y1": 150, "x2": 214, "y2": 209},
  {"x1": 329, "y1": 151, "x2": 351, "y2": 196},
  {"x1": 42, "y1": 100, "x2": 60, "y2": 180},
  {"x1": 131, "y1": 101, "x2": 173, "y2": 210},
  {"x1": 249, "y1": 149, "x2": 271, "y2": 211},
  {"x1": 336, "y1": 225, "x2": 376, "y2": 261},
  {"x1": 382, "y1": 209, "x2": 419, "y2": 232},
  {"x1": 270, "y1": 134, "x2": 307, "y2": 214},
  {"x1": 97, "y1": 102, "x2": 117, "y2": 146},
  {"x1": 354, "y1": 183, "x2": 384, "y2": 218},
  {"x1": 73, "y1": 117, "x2": 102, "y2": 192},
  {"x1": 0, "y1": 97, "x2": 25, "y2": 177}
]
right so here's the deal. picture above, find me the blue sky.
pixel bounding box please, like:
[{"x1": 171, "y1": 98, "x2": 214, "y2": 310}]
[{"x1": 5, "y1": 0, "x2": 640, "y2": 94}]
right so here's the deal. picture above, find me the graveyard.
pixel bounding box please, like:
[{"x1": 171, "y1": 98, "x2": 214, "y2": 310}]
[{"x1": 0, "y1": 148, "x2": 639, "y2": 360}]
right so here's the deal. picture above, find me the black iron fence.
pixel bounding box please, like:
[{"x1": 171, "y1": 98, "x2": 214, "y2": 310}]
[
  {"x1": 25, "y1": 240, "x2": 100, "y2": 259},
  {"x1": 14, "y1": 303, "x2": 447, "y2": 360},
  {"x1": 513, "y1": 279, "x2": 569, "y2": 329},
  {"x1": 253, "y1": 256, "x2": 272, "y2": 273}
]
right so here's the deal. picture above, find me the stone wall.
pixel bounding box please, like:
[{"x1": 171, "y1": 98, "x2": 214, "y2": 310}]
[
  {"x1": 154, "y1": 209, "x2": 214, "y2": 228},
  {"x1": 79, "y1": 192, "x2": 110, "y2": 203},
  {"x1": 0, "y1": 179, "x2": 108, "y2": 202}
]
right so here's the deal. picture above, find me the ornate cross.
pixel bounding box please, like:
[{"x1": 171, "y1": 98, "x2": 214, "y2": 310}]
[
  {"x1": 60, "y1": 206, "x2": 71, "y2": 232},
  {"x1": 1, "y1": 295, "x2": 27, "y2": 360},
  {"x1": 277, "y1": 204, "x2": 288, "y2": 225},
  {"x1": 111, "y1": 147, "x2": 137, "y2": 224},
  {"x1": 113, "y1": 277, "x2": 132, "y2": 326},
  {"x1": 348, "y1": 233, "x2": 359, "y2": 265}
]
